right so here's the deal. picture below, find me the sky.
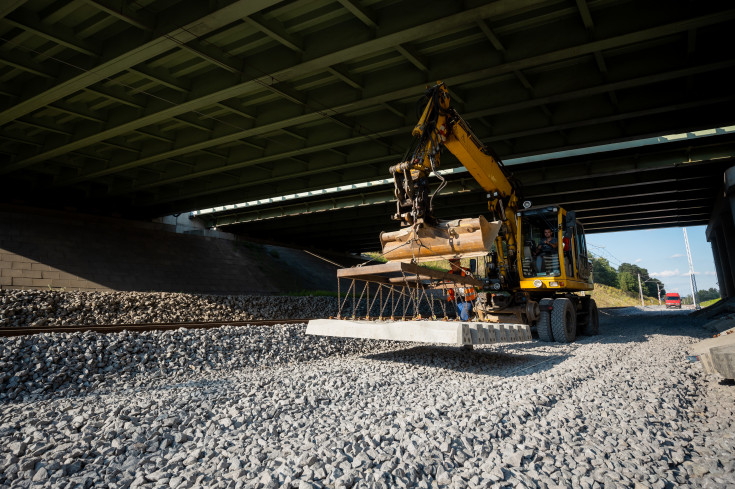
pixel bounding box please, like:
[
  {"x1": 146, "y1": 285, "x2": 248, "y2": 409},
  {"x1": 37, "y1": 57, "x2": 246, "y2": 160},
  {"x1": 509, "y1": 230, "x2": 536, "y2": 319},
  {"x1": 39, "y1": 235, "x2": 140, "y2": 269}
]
[{"x1": 586, "y1": 225, "x2": 718, "y2": 297}]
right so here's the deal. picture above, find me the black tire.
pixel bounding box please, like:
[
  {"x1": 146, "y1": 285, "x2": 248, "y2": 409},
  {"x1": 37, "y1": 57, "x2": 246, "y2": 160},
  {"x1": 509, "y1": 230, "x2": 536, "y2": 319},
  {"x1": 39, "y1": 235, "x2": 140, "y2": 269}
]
[
  {"x1": 577, "y1": 297, "x2": 590, "y2": 334},
  {"x1": 551, "y1": 298, "x2": 576, "y2": 343},
  {"x1": 586, "y1": 299, "x2": 599, "y2": 336},
  {"x1": 537, "y1": 298, "x2": 554, "y2": 342}
]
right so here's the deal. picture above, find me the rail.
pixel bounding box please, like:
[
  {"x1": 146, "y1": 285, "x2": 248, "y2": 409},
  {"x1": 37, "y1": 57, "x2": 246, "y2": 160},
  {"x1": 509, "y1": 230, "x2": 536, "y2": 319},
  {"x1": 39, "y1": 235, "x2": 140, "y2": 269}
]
[{"x1": 0, "y1": 319, "x2": 313, "y2": 337}]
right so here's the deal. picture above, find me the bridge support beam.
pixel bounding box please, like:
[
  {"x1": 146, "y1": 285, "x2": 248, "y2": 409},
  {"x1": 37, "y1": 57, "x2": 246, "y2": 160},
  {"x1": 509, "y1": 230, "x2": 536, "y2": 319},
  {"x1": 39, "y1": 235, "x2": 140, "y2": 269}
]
[{"x1": 706, "y1": 166, "x2": 735, "y2": 300}]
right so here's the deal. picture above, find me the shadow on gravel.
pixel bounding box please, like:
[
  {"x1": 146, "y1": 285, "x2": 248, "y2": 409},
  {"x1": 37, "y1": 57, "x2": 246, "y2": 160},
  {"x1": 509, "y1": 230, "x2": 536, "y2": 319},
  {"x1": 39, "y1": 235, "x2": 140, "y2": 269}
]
[
  {"x1": 362, "y1": 345, "x2": 568, "y2": 377},
  {"x1": 578, "y1": 309, "x2": 714, "y2": 344}
]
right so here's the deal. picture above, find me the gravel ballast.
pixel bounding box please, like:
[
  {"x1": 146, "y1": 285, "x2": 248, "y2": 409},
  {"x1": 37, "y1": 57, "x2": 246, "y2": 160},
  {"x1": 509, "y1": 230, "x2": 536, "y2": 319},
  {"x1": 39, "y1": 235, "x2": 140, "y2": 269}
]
[
  {"x1": 0, "y1": 290, "x2": 342, "y2": 327},
  {"x1": 1, "y1": 294, "x2": 733, "y2": 489}
]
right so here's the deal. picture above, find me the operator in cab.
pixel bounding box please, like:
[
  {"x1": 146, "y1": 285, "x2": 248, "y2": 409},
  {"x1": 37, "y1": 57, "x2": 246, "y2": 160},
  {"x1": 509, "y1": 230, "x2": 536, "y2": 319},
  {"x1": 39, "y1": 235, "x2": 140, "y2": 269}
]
[
  {"x1": 534, "y1": 228, "x2": 558, "y2": 273},
  {"x1": 447, "y1": 258, "x2": 476, "y2": 321}
]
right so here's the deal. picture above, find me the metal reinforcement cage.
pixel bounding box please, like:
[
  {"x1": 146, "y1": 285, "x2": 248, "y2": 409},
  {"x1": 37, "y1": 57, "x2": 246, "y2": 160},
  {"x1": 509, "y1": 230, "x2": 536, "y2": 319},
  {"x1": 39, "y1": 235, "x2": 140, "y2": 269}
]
[
  {"x1": 333, "y1": 262, "x2": 482, "y2": 320},
  {"x1": 307, "y1": 262, "x2": 531, "y2": 346}
]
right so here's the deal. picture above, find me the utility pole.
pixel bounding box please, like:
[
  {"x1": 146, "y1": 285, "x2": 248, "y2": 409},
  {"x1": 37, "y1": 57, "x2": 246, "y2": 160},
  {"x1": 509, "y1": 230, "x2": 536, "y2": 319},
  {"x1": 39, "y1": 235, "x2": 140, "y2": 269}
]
[
  {"x1": 656, "y1": 282, "x2": 662, "y2": 306},
  {"x1": 683, "y1": 228, "x2": 700, "y2": 310},
  {"x1": 638, "y1": 273, "x2": 645, "y2": 307}
]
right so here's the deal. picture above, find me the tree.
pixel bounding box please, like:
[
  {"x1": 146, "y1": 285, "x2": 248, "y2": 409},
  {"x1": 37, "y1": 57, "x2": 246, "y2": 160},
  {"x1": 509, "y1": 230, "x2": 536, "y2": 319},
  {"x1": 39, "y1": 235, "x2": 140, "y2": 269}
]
[
  {"x1": 617, "y1": 271, "x2": 638, "y2": 294},
  {"x1": 592, "y1": 257, "x2": 618, "y2": 287},
  {"x1": 644, "y1": 278, "x2": 665, "y2": 299},
  {"x1": 616, "y1": 263, "x2": 663, "y2": 297},
  {"x1": 618, "y1": 263, "x2": 644, "y2": 293},
  {"x1": 698, "y1": 288, "x2": 721, "y2": 302}
]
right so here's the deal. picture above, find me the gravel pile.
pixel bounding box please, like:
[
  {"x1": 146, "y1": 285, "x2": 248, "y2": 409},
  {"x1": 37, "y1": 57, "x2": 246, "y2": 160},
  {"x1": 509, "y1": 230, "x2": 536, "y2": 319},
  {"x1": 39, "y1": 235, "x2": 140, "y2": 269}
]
[
  {"x1": 0, "y1": 289, "x2": 442, "y2": 328},
  {"x1": 1, "y1": 307, "x2": 733, "y2": 488},
  {"x1": 0, "y1": 290, "x2": 341, "y2": 327}
]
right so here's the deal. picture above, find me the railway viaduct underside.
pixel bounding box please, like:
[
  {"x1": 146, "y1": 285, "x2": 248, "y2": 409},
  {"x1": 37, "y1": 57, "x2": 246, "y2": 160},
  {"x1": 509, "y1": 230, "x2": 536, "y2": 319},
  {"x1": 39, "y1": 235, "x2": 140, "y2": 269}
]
[{"x1": 0, "y1": 0, "x2": 734, "y2": 298}]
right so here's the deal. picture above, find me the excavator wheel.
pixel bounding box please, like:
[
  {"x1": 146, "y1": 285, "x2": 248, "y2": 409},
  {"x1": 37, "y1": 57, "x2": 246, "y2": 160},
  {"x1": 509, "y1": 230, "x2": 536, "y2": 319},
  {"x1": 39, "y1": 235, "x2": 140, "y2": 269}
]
[
  {"x1": 551, "y1": 298, "x2": 576, "y2": 343},
  {"x1": 585, "y1": 299, "x2": 599, "y2": 336},
  {"x1": 537, "y1": 298, "x2": 554, "y2": 342}
]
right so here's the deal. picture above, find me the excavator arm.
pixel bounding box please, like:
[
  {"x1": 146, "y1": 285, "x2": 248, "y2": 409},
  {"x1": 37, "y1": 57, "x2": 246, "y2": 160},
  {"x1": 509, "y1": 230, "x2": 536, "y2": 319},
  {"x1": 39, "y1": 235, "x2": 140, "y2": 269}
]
[{"x1": 383, "y1": 82, "x2": 519, "y2": 264}]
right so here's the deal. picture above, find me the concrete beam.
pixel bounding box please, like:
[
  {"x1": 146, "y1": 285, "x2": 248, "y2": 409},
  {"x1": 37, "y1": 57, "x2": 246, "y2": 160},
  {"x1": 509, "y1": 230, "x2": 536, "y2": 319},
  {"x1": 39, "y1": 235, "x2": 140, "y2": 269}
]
[
  {"x1": 0, "y1": 0, "x2": 28, "y2": 20},
  {"x1": 54, "y1": 59, "x2": 735, "y2": 191},
  {"x1": 7, "y1": 3, "x2": 731, "y2": 178},
  {"x1": 3, "y1": 7, "x2": 99, "y2": 56},
  {"x1": 0, "y1": 0, "x2": 287, "y2": 126},
  {"x1": 133, "y1": 100, "x2": 735, "y2": 207},
  {"x1": 306, "y1": 319, "x2": 531, "y2": 346},
  {"x1": 336, "y1": 0, "x2": 377, "y2": 29}
]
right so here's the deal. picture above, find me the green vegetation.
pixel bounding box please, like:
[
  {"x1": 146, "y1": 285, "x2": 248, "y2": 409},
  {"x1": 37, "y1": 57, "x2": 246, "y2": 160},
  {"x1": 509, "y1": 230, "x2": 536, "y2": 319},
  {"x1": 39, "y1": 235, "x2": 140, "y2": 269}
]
[
  {"x1": 592, "y1": 257, "x2": 618, "y2": 287},
  {"x1": 363, "y1": 252, "x2": 388, "y2": 264},
  {"x1": 699, "y1": 298, "x2": 721, "y2": 308},
  {"x1": 682, "y1": 287, "x2": 721, "y2": 305},
  {"x1": 591, "y1": 257, "x2": 665, "y2": 298},
  {"x1": 361, "y1": 253, "x2": 472, "y2": 272},
  {"x1": 588, "y1": 283, "x2": 660, "y2": 308},
  {"x1": 592, "y1": 256, "x2": 722, "y2": 308},
  {"x1": 416, "y1": 259, "x2": 458, "y2": 272}
]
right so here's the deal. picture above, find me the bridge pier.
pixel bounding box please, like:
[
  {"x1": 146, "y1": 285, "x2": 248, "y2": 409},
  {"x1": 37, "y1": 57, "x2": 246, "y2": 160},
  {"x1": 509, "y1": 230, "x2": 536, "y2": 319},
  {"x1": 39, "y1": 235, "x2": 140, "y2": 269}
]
[{"x1": 706, "y1": 166, "x2": 735, "y2": 300}]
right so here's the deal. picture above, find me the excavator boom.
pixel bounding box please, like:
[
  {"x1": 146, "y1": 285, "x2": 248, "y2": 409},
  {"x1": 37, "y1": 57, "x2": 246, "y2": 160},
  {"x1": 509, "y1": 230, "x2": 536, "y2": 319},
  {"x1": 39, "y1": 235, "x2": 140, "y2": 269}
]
[{"x1": 380, "y1": 82, "x2": 517, "y2": 262}]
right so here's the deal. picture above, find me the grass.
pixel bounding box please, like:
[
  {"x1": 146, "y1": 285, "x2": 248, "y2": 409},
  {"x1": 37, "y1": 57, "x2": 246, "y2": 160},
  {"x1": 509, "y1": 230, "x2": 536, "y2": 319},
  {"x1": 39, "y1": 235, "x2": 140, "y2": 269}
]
[
  {"x1": 699, "y1": 298, "x2": 721, "y2": 308},
  {"x1": 363, "y1": 252, "x2": 387, "y2": 264},
  {"x1": 588, "y1": 283, "x2": 661, "y2": 308}
]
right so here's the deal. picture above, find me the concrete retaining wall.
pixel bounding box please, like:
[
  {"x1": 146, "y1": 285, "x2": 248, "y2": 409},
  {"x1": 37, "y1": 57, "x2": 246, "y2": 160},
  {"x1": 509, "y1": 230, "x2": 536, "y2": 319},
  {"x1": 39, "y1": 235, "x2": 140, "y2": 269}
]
[{"x1": 0, "y1": 205, "x2": 343, "y2": 295}]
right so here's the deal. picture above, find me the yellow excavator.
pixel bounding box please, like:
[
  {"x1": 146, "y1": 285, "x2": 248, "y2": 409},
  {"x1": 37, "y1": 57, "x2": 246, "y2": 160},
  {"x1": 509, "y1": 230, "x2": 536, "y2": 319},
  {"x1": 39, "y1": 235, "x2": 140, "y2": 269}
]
[{"x1": 307, "y1": 82, "x2": 596, "y2": 345}]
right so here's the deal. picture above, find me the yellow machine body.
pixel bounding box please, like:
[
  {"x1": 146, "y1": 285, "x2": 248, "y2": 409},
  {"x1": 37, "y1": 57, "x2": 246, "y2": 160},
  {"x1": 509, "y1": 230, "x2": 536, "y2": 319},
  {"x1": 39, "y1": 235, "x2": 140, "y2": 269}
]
[
  {"x1": 516, "y1": 206, "x2": 594, "y2": 293},
  {"x1": 310, "y1": 82, "x2": 597, "y2": 346}
]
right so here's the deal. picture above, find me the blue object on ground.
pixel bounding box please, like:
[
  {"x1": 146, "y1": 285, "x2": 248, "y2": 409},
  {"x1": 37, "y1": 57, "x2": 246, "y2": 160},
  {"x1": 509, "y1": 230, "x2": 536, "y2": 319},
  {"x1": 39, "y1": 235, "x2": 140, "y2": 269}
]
[{"x1": 457, "y1": 301, "x2": 473, "y2": 321}]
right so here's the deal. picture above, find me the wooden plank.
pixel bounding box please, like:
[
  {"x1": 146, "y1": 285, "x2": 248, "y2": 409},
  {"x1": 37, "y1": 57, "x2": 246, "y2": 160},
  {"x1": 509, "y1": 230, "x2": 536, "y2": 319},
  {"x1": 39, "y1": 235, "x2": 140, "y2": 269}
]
[
  {"x1": 337, "y1": 262, "x2": 404, "y2": 277},
  {"x1": 337, "y1": 262, "x2": 482, "y2": 287},
  {"x1": 337, "y1": 274, "x2": 391, "y2": 285}
]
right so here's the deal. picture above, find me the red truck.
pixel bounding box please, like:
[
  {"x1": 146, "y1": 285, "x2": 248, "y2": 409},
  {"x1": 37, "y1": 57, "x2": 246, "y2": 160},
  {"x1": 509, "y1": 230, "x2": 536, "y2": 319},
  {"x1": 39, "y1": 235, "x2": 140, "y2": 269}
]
[{"x1": 665, "y1": 292, "x2": 682, "y2": 309}]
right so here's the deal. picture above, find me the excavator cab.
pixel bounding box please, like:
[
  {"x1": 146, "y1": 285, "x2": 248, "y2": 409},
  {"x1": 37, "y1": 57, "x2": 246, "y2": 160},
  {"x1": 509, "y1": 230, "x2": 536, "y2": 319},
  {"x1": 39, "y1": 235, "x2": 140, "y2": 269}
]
[{"x1": 517, "y1": 206, "x2": 592, "y2": 291}]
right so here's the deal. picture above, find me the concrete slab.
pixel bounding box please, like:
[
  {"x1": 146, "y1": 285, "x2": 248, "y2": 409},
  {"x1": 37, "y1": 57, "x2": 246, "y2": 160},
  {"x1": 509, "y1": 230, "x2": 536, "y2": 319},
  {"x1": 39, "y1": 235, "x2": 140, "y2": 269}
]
[
  {"x1": 702, "y1": 318, "x2": 735, "y2": 335},
  {"x1": 306, "y1": 319, "x2": 531, "y2": 346},
  {"x1": 511, "y1": 324, "x2": 531, "y2": 342},
  {"x1": 483, "y1": 324, "x2": 497, "y2": 344},
  {"x1": 711, "y1": 344, "x2": 735, "y2": 380},
  {"x1": 494, "y1": 324, "x2": 507, "y2": 343},
  {"x1": 689, "y1": 333, "x2": 735, "y2": 374},
  {"x1": 505, "y1": 324, "x2": 518, "y2": 341},
  {"x1": 468, "y1": 324, "x2": 486, "y2": 344}
]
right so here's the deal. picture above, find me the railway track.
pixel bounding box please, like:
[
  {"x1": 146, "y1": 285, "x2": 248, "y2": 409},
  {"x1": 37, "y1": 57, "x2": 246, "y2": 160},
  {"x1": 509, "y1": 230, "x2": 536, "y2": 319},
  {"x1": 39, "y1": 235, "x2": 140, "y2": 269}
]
[
  {"x1": 1, "y1": 307, "x2": 634, "y2": 338},
  {"x1": 0, "y1": 319, "x2": 313, "y2": 337}
]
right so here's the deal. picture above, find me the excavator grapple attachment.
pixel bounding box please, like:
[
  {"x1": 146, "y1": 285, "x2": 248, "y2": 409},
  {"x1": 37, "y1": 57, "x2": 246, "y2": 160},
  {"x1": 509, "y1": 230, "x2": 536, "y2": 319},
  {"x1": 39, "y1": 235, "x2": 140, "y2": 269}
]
[{"x1": 380, "y1": 216, "x2": 502, "y2": 263}]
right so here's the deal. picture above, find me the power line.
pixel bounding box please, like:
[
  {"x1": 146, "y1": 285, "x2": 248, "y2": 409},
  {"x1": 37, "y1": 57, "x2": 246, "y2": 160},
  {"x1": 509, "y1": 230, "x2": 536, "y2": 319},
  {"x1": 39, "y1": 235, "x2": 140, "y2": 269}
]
[{"x1": 587, "y1": 242, "x2": 625, "y2": 266}]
